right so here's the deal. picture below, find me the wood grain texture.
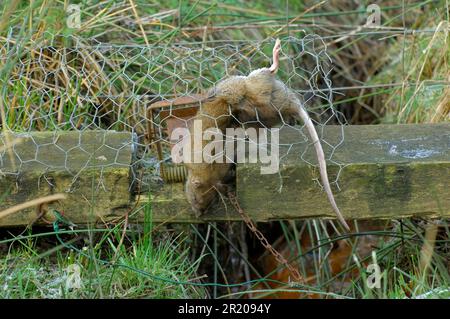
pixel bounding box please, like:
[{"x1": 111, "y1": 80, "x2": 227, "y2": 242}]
[
  {"x1": 0, "y1": 131, "x2": 133, "y2": 226},
  {"x1": 237, "y1": 124, "x2": 450, "y2": 221},
  {"x1": 1, "y1": 124, "x2": 449, "y2": 226},
  {"x1": 138, "y1": 124, "x2": 450, "y2": 222}
]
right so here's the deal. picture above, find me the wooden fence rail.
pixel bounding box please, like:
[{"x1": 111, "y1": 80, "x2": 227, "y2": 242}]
[{"x1": 0, "y1": 124, "x2": 449, "y2": 226}]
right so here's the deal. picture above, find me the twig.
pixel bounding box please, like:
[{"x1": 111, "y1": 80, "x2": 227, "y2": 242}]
[{"x1": 0, "y1": 194, "x2": 67, "y2": 220}]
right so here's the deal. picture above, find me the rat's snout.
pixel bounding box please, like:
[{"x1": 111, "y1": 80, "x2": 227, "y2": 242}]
[
  {"x1": 190, "y1": 192, "x2": 217, "y2": 217},
  {"x1": 189, "y1": 199, "x2": 204, "y2": 215},
  {"x1": 186, "y1": 178, "x2": 219, "y2": 216},
  {"x1": 196, "y1": 206, "x2": 207, "y2": 216}
]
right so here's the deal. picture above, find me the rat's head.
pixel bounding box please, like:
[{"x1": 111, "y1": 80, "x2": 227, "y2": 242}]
[{"x1": 185, "y1": 163, "x2": 231, "y2": 216}]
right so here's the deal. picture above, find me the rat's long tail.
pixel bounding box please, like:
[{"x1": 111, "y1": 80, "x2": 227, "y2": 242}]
[{"x1": 297, "y1": 102, "x2": 350, "y2": 231}]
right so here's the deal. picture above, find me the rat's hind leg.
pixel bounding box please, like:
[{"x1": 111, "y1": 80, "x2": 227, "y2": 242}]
[{"x1": 269, "y1": 38, "x2": 281, "y2": 74}]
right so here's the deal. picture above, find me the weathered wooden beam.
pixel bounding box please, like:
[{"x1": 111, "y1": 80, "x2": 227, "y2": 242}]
[
  {"x1": 138, "y1": 123, "x2": 450, "y2": 222},
  {"x1": 0, "y1": 131, "x2": 134, "y2": 227},
  {"x1": 1, "y1": 124, "x2": 449, "y2": 226},
  {"x1": 237, "y1": 123, "x2": 450, "y2": 221}
]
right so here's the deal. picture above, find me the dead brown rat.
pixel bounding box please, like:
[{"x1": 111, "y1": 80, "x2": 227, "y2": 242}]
[
  {"x1": 184, "y1": 97, "x2": 234, "y2": 216},
  {"x1": 184, "y1": 39, "x2": 349, "y2": 230}
]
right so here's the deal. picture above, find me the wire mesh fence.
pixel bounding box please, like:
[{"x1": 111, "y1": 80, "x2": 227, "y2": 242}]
[{"x1": 0, "y1": 31, "x2": 346, "y2": 199}]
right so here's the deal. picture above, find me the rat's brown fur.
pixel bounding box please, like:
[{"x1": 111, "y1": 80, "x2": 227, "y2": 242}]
[
  {"x1": 184, "y1": 73, "x2": 298, "y2": 215},
  {"x1": 211, "y1": 69, "x2": 349, "y2": 229},
  {"x1": 184, "y1": 39, "x2": 349, "y2": 230},
  {"x1": 214, "y1": 70, "x2": 300, "y2": 127},
  {"x1": 184, "y1": 97, "x2": 234, "y2": 216}
]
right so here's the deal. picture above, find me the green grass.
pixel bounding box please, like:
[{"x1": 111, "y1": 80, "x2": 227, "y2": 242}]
[
  {"x1": 2, "y1": 218, "x2": 448, "y2": 299},
  {"x1": 0, "y1": 200, "x2": 206, "y2": 299},
  {"x1": 0, "y1": 235, "x2": 205, "y2": 298}
]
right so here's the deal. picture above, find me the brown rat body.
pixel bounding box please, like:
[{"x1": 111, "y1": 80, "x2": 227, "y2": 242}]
[
  {"x1": 184, "y1": 39, "x2": 349, "y2": 230},
  {"x1": 184, "y1": 97, "x2": 234, "y2": 216},
  {"x1": 212, "y1": 68, "x2": 300, "y2": 127}
]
